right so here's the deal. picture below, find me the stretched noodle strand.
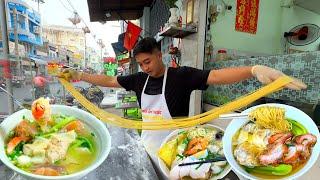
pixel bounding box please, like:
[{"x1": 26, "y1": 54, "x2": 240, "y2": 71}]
[{"x1": 58, "y1": 76, "x2": 293, "y2": 130}]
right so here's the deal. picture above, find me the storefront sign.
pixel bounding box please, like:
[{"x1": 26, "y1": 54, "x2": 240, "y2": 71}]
[
  {"x1": 235, "y1": 0, "x2": 259, "y2": 34},
  {"x1": 104, "y1": 62, "x2": 118, "y2": 76}
]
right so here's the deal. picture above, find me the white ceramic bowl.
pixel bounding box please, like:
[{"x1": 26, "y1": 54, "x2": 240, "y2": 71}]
[
  {"x1": 223, "y1": 103, "x2": 320, "y2": 180},
  {"x1": 0, "y1": 105, "x2": 111, "y2": 180},
  {"x1": 158, "y1": 124, "x2": 231, "y2": 179}
]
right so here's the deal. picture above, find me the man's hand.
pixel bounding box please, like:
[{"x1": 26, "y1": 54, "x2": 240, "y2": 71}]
[
  {"x1": 57, "y1": 69, "x2": 83, "y2": 81},
  {"x1": 251, "y1": 65, "x2": 307, "y2": 90}
]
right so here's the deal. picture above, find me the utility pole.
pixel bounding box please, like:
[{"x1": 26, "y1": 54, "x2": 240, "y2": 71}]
[
  {"x1": 84, "y1": 34, "x2": 87, "y2": 68},
  {"x1": 82, "y1": 27, "x2": 90, "y2": 68},
  {"x1": 13, "y1": 8, "x2": 20, "y2": 76},
  {"x1": 0, "y1": 0, "x2": 14, "y2": 114}
]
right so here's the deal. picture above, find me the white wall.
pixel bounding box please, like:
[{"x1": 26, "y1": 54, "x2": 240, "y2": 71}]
[{"x1": 179, "y1": 0, "x2": 208, "y2": 115}]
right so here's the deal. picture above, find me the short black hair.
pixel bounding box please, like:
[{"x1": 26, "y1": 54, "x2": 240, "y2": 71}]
[{"x1": 133, "y1": 37, "x2": 161, "y2": 57}]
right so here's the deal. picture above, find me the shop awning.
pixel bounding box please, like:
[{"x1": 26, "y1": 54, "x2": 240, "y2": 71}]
[
  {"x1": 87, "y1": 0, "x2": 153, "y2": 21},
  {"x1": 29, "y1": 56, "x2": 47, "y2": 65}
]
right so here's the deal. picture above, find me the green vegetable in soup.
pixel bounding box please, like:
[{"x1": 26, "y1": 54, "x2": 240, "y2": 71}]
[
  {"x1": 70, "y1": 136, "x2": 93, "y2": 152},
  {"x1": 287, "y1": 119, "x2": 308, "y2": 136},
  {"x1": 48, "y1": 116, "x2": 75, "y2": 133},
  {"x1": 245, "y1": 164, "x2": 292, "y2": 176},
  {"x1": 7, "y1": 130, "x2": 15, "y2": 139},
  {"x1": 7, "y1": 141, "x2": 24, "y2": 161}
]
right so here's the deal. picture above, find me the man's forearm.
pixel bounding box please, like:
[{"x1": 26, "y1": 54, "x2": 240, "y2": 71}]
[
  {"x1": 207, "y1": 66, "x2": 253, "y2": 85},
  {"x1": 80, "y1": 73, "x2": 121, "y2": 88}
]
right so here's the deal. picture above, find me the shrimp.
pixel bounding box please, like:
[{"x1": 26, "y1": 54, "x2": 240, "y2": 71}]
[
  {"x1": 184, "y1": 138, "x2": 209, "y2": 156},
  {"x1": 64, "y1": 120, "x2": 85, "y2": 134},
  {"x1": 31, "y1": 98, "x2": 53, "y2": 132}
]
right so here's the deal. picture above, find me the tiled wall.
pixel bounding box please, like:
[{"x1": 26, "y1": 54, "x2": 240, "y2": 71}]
[
  {"x1": 203, "y1": 52, "x2": 320, "y2": 107},
  {"x1": 149, "y1": 0, "x2": 170, "y2": 37}
]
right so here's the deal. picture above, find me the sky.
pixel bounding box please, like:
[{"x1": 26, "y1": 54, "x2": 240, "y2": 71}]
[{"x1": 27, "y1": 0, "x2": 122, "y2": 57}]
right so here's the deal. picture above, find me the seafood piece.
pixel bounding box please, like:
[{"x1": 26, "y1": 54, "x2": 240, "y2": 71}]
[
  {"x1": 283, "y1": 146, "x2": 300, "y2": 164},
  {"x1": 169, "y1": 164, "x2": 181, "y2": 180},
  {"x1": 64, "y1": 120, "x2": 85, "y2": 133},
  {"x1": 31, "y1": 98, "x2": 53, "y2": 132},
  {"x1": 189, "y1": 162, "x2": 211, "y2": 179},
  {"x1": 211, "y1": 164, "x2": 223, "y2": 175},
  {"x1": 179, "y1": 158, "x2": 191, "y2": 178},
  {"x1": 171, "y1": 157, "x2": 184, "y2": 169},
  {"x1": 169, "y1": 157, "x2": 211, "y2": 180},
  {"x1": 208, "y1": 144, "x2": 221, "y2": 154},
  {"x1": 184, "y1": 137, "x2": 209, "y2": 156},
  {"x1": 259, "y1": 143, "x2": 288, "y2": 165}
]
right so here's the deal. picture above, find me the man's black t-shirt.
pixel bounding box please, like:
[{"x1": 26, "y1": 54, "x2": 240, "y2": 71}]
[{"x1": 117, "y1": 66, "x2": 211, "y2": 117}]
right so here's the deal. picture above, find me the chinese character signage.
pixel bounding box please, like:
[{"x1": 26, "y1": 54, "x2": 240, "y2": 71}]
[{"x1": 235, "y1": 0, "x2": 259, "y2": 34}]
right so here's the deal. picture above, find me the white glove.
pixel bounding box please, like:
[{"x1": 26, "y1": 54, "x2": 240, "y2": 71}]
[{"x1": 251, "y1": 65, "x2": 307, "y2": 90}]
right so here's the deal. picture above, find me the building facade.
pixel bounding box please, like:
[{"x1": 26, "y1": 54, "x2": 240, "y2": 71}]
[
  {"x1": 6, "y1": 0, "x2": 43, "y2": 55},
  {"x1": 42, "y1": 25, "x2": 85, "y2": 67}
]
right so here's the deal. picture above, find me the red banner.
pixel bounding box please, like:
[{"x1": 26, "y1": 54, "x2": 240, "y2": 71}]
[
  {"x1": 235, "y1": 0, "x2": 259, "y2": 34},
  {"x1": 124, "y1": 21, "x2": 142, "y2": 51}
]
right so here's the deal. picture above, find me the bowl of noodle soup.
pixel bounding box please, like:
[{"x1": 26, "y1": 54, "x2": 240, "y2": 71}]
[
  {"x1": 223, "y1": 103, "x2": 320, "y2": 180},
  {"x1": 0, "y1": 105, "x2": 111, "y2": 180}
]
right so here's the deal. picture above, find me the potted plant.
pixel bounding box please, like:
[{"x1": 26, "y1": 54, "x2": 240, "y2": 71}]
[
  {"x1": 165, "y1": 0, "x2": 178, "y2": 8},
  {"x1": 165, "y1": 0, "x2": 179, "y2": 25}
]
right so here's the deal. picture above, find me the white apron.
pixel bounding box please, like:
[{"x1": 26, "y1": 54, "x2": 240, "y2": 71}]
[{"x1": 141, "y1": 68, "x2": 172, "y2": 179}]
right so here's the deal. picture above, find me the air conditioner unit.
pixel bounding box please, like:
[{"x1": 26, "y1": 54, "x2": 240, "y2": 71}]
[{"x1": 34, "y1": 26, "x2": 41, "y2": 34}]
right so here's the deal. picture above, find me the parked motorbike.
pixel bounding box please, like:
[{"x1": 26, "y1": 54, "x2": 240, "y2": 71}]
[
  {"x1": 0, "y1": 82, "x2": 6, "y2": 92},
  {"x1": 66, "y1": 85, "x2": 104, "y2": 109}
]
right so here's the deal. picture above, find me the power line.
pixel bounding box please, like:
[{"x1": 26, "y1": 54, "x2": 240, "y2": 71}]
[
  {"x1": 65, "y1": 0, "x2": 76, "y2": 12},
  {"x1": 63, "y1": 0, "x2": 111, "y2": 56},
  {"x1": 57, "y1": 0, "x2": 73, "y2": 13},
  {"x1": 64, "y1": 0, "x2": 89, "y2": 28}
]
